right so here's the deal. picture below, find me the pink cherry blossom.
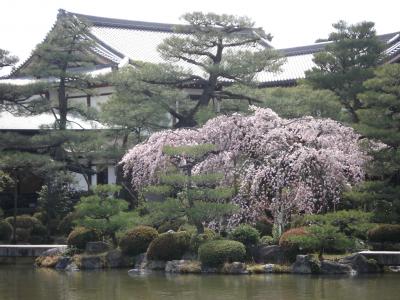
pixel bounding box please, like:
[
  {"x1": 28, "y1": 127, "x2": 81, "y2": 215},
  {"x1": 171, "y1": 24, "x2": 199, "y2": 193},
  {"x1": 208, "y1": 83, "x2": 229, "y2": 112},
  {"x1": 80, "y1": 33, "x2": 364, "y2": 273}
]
[{"x1": 121, "y1": 106, "x2": 368, "y2": 232}]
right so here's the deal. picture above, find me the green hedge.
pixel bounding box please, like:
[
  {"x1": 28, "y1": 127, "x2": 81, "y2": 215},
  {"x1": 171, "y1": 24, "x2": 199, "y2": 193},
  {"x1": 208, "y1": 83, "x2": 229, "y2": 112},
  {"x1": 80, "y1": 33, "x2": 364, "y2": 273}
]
[
  {"x1": 5, "y1": 215, "x2": 41, "y2": 229},
  {"x1": 147, "y1": 231, "x2": 190, "y2": 261},
  {"x1": 119, "y1": 226, "x2": 159, "y2": 256},
  {"x1": 67, "y1": 227, "x2": 99, "y2": 250},
  {"x1": 368, "y1": 224, "x2": 400, "y2": 243},
  {"x1": 0, "y1": 220, "x2": 13, "y2": 242},
  {"x1": 229, "y1": 224, "x2": 260, "y2": 246},
  {"x1": 198, "y1": 240, "x2": 246, "y2": 267}
]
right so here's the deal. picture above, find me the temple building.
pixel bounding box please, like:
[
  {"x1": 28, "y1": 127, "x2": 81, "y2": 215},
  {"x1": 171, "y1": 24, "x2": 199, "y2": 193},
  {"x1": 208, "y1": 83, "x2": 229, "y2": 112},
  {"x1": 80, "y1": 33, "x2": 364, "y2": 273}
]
[{"x1": 0, "y1": 9, "x2": 399, "y2": 211}]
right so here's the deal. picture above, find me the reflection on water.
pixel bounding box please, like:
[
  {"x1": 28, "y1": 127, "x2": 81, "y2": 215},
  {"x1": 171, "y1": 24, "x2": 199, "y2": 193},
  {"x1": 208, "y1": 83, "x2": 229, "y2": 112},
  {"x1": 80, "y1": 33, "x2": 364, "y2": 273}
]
[{"x1": 0, "y1": 265, "x2": 399, "y2": 300}]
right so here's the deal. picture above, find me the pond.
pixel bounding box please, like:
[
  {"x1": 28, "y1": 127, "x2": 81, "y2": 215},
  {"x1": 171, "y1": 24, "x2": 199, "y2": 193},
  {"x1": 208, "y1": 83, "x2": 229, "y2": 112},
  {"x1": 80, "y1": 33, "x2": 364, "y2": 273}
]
[{"x1": 0, "y1": 264, "x2": 399, "y2": 300}]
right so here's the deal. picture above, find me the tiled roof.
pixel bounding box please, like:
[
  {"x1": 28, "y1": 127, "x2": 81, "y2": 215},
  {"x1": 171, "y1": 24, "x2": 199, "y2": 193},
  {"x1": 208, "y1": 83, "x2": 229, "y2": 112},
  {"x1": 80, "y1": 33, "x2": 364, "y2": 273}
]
[
  {"x1": 9, "y1": 10, "x2": 400, "y2": 86},
  {"x1": 73, "y1": 11, "x2": 400, "y2": 85}
]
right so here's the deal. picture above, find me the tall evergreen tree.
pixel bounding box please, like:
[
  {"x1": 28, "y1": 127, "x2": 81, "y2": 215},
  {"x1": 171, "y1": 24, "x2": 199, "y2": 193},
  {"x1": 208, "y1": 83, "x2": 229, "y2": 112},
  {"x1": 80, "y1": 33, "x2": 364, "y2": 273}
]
[
  {"x1": 1, "y1": 11, "x2": 108, "y2": 188},
  {"x1": 122, "y1": 12, "x2": 284, "y2": 128},
  {"x1": 305, "y1": 20, "x2": 384, "y2": 123},
  {"x1": 345, "y1": 64, "x2": 400, "y2": 223}
]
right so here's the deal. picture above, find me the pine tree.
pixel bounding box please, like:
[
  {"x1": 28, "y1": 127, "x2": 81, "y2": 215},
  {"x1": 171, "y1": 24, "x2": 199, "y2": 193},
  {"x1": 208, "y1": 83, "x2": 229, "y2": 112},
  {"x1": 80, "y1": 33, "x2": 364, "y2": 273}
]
[
  {"x1": 74, "y1": 184, "x2": 129, "y2": 246},
  {"x1": 143, "y1": 144, "x2": 236, "y2": 233},
  {"x1": 1, "y1": 12, "x2": 110, "y2": 188},
  {"x1": 305, "y1": 20, "x2": 384, "y2": 123},
  {"x1": 345, "y1": 64, "x2": 400, "y2": 223},
  {"x1": 121, "y1": 12, "x2": 284, "y2": 128}
]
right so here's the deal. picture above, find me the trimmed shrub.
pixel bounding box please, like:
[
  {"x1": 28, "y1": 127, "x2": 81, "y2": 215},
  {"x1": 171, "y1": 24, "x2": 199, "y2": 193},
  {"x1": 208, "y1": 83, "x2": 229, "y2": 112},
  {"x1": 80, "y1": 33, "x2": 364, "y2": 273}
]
[
  {"x1": 198, "y1": 240, "x2": 246, "y2": 267},
  {"x1": 229, "y1": 224, "x2": 260, "y2": 246},
  {"x1": 16, "y1": 228, "x2": 30, "y2": 243},
  {"x1": 5, "y1": 215, "x2": 41, "y2": 229},
  {"x1": 29, "y1": 223, "x2": 48, "y2": 244},
  {"x1": 0, "y1": 220, "x2": 13, "y2": 242},
  {"x1": 119, "y1": 226, "x2": 159, "y2": 256},
  {"x1": 303, "y1": 210, "x2": 373, "y2": 240},
  {"x1": 33, "y1": 212, "x2": 47, "y2": 224},
  {"x1": 58, "y1": 212, "x2": 77, "y2": 235},
  {"x1": 368, "y1": 224, "x2": 400, "y2": 243},
  {"x1": 189, "y1": 228, "x2": 217, "y2": 252},
  {"x1": 67, "y1": 227, "x2": 99, "y2": 250},
  {"x1": 288, "y1": 225, "x2": 354, "y2": 255},
  {"x1": 260, "y1": 235, "x2": 275, "y2": 246},
  {"x1": 147, "y1": 231, "x2": 190, "y2": 261},
  {"x1": 279, "y1": 227, "x2": 310, "y2": 249},
  {"x1": 279, "y1": 227, "x2": 311, "y2": 261}
]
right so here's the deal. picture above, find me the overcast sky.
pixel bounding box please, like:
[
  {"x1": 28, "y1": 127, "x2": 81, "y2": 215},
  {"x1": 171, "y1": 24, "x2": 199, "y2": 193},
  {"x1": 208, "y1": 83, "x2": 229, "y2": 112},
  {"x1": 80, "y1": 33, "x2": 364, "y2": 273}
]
[{"x1": 2, "y1": 0, "x2": 399, "y2": 64}]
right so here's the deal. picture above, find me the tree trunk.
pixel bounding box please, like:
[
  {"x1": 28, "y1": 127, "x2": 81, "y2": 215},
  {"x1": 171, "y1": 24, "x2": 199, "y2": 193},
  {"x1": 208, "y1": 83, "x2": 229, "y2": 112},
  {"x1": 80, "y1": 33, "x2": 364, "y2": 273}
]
[
  {"x1": 195, "y1": 223, "x2": 204, "y2": 234},
  {"x1": 111, "y1": 232, "x2": 118, "y2": 247},
  {"x1": 58, "y1": 77, "x2": 67, "y2": 130},
  {"x1": 348, "y1": 108, "x2": 359, "y2": 123}
]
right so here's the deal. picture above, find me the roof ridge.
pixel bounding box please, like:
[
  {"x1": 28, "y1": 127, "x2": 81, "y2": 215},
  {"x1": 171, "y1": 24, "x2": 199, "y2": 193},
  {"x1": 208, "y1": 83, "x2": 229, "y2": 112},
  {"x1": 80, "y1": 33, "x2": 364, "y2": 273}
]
[
  {"x1": 278, "y1": 31, "x2": 400, "y2": 57},
  {"x1": 63, "y1": 9, "x2": 180, "y2": 33}
]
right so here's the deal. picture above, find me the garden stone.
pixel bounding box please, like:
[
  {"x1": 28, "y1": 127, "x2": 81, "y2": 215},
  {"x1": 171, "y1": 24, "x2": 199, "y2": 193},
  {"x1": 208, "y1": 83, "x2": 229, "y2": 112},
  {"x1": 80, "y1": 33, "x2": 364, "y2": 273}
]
[
  {"x1": 134, "y1": 253, "x2": 147, "y2": 269},
  {"x1": 388, "y1": 266, "x2": 400, "y2": 272},
  {"x1": 292, "y1": 255, "x2": 321, "y2": 274},
  {"x1": 253, "y1": 245, "x2": 286, "y2": 264},
  {"x1": 264, "y1": 264, "x2": 274, "y2": 273},
  {"x1": 85, "y1": 241, "x2": 110, "y2": 254},
  {"x1": 128, "y1": 268, "x2": 151, "y2": 276},
  {"x1": 320, "y1": 260, "x2": 353, "y2": 274},
  {"x1": 55, "y1": 257, "x2": 71, "y2": 270},
  {"x1": 339, "y1": 254, "x2": 381, "y2": 273},
  {"x1": 80, "y1": 256, "x2": 103, "y2": 269},
  {"x1": 106, "y1": 249, "x2": 123, "y2": 268},
  {"x1": 165, "y1": 260, "x2": 201, "y2": 273},
  {"x1": 145, "y1": 260, "x2": 166, "y2": 270},
  {"x1": 65, "y1": 262, "x2": 79, "y2": 272},
  {"x1": 41, "y1": 247, "x2": 66, "y2": 257},
  {"x1": 221, "y1": 262, "x2": 248, "y2": 274}
]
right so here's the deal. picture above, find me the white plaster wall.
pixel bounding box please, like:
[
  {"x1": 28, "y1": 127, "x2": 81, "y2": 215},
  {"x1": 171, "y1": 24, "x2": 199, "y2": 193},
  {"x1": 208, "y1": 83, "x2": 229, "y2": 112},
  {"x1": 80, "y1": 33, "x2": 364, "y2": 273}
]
[
  {"x1": 108, "y1": 165, "x2": 117, "y2": 184},
  {"x1": 71, "y1": 172, "x2": 89, "y2": 191}
]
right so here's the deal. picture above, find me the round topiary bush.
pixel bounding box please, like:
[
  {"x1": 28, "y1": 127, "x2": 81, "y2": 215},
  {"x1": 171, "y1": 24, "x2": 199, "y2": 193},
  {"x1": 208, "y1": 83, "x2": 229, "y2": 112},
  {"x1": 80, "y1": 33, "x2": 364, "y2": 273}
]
[
  {"x1": 119, "y1": 226, "x2": 159, "y2": 256},
  {"x1": 147, "y1": 231, "x2": 190, "y2": 261},
  {"x1": 67, "y1": 227, "x2": 99, "y2": 250},
  {"x1": 33, "y1": 212, "x2": 47, "y2": 224},
  {"x1": 368, "y1": 224, "x2": 400, "y2": 243},
  {"x1": 198, "y1": 240, "x2": 246, "y2": 267},
  {"x1": 260, "y1": 235, "x2": 275, "y2": 246},
  {"x1": 189, "y1": 228, "x2": 217, "y2": 252},
  {"x1": 229, "y1": 224, "x2": 260, "y2": 246},
  {"x1": 279, "y1": 227, "x2": 310, "y2": 249},
  {"x1": 5, "y1": 215, "x2": 41, "y2": 229},
  {"x1": 0, "y1": 220, "x2": 13, "y2": 242}
]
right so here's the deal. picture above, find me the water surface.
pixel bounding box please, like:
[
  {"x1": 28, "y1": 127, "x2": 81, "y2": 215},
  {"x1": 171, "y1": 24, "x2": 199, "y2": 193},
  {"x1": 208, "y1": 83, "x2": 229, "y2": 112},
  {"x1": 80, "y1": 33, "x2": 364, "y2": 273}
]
[{"x1": 0, "y1": 265, "x2": 399, "y2": 300}]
